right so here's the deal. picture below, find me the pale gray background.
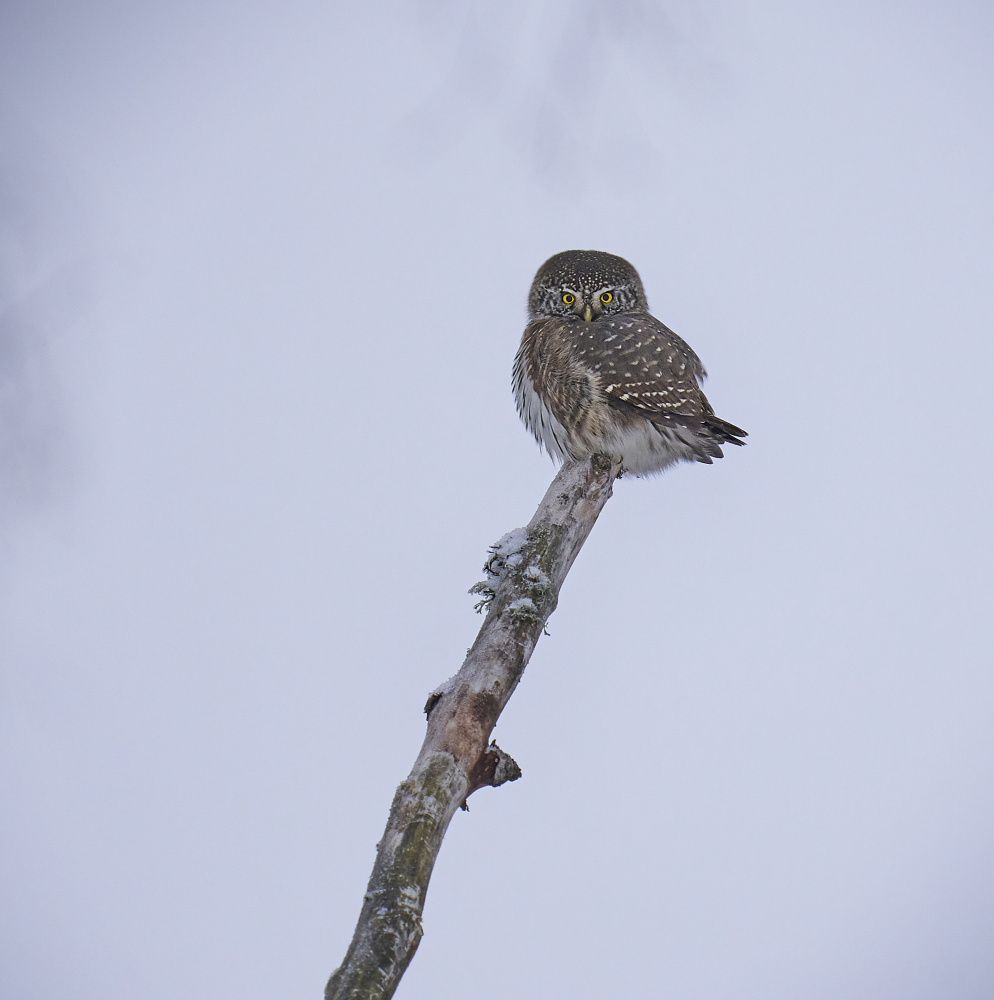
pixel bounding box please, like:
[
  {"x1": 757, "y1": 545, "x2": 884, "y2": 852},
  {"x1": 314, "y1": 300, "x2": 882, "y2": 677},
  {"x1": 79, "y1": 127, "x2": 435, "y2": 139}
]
[{"x1": 2, "y1": 2, "x2": 993, "y2": 998}]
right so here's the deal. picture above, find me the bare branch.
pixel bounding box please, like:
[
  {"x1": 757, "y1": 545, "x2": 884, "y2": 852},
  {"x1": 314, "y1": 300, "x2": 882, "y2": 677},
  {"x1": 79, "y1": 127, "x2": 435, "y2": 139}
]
[{"x1": 326, "y1": 454, "x2": 620, "y2": 1000}]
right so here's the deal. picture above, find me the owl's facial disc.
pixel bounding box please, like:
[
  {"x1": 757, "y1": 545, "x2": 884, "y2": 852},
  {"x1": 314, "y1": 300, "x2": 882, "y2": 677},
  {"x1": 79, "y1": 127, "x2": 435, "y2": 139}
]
[
  {"x1": 527, "y1": 250, "x2": 648, "y2": 320},
  {"x1": 552, "y1": 283, "x2": 618, "y2": 321},
  {"x1": 579, "y1": 287, "x2": 617, "y2": 321}
]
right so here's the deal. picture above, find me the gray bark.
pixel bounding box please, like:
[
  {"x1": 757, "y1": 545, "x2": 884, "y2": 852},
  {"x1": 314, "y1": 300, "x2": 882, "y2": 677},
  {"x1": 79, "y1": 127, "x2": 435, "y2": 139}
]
[{"x1": 326, "y1": 454, "x2": 620, "y2": 1000}]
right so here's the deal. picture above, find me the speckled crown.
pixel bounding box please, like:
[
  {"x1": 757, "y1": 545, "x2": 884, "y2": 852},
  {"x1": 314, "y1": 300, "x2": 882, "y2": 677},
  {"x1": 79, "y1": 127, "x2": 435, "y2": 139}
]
[{"x1": 528, "y1": 249, "x2": 646, "y2": 314}]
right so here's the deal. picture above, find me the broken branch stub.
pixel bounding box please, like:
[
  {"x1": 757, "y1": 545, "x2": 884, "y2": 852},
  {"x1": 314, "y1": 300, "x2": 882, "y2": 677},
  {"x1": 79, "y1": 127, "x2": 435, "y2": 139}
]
[{"x1": 325, "y1": 454, "x2": 620, "y2": 1000}]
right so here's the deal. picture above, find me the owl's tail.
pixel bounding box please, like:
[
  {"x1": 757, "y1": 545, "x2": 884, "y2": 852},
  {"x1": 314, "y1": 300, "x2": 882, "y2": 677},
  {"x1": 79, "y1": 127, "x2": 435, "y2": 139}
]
[
  {"x1": 708, "y1": 416, "x2": 747, "y2": 446},
  {"x1": 691, "y1": 415, "x2": 747, "y2": 464}
]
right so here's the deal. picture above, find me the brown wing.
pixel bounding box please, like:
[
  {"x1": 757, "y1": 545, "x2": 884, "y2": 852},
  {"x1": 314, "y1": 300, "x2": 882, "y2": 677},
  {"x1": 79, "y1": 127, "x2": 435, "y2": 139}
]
[
  {"x1": 572, "y1": 313, "x2": 710, "y2": 416},
  {"x1": 573, "y1": 313, "x2": 747, "y2": 448}
]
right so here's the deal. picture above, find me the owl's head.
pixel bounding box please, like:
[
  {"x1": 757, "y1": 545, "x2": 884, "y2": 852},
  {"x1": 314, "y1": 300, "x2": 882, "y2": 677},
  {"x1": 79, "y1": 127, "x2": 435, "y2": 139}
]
[{"x1": 528, "y1": 249, "x2": 648, "y2": 321}]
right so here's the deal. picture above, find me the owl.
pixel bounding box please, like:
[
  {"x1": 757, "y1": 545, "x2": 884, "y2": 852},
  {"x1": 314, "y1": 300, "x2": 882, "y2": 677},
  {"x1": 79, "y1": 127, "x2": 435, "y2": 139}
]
[{"x1": 513, "y1": 250, "x2": 746, "y2": 475}]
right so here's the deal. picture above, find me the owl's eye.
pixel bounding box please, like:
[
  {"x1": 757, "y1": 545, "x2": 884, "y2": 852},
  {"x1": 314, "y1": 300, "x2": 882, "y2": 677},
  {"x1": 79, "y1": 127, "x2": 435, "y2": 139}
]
[
  {"x1": 562, "y1": 293, "x2": 575, "y2": 305},
  {"x1": 600, "y1": 291, "x2": 613, "y2": 304}
]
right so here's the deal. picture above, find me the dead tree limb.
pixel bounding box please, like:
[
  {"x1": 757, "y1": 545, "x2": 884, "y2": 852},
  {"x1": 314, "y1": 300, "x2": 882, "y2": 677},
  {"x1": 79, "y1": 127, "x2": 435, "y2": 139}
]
[{"x1": 326, "y1": 454, "x2": 621, "y2": 1000}]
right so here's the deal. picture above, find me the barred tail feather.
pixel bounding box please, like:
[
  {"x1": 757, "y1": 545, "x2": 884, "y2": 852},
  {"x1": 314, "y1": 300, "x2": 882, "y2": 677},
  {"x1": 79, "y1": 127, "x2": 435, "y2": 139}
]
[{"x1": 707, "y1": 416, "x2": 747, "y2": 447}]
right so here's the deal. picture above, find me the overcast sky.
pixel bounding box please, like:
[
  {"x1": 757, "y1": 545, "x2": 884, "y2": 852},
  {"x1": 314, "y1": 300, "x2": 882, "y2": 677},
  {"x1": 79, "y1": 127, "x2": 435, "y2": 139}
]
[{"x1": 2, "y1": 2, "x2": 993, "y2": 998}]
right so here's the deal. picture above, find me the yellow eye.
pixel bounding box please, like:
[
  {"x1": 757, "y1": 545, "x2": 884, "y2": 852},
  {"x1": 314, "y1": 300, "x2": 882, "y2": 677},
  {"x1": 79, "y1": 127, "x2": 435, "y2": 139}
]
[
  {"x1": 562, "y1": 293, "x2": 575, "y2": 305},
  {"x1": 600, "y1": 291, "x2": 613, "y2": 304}
]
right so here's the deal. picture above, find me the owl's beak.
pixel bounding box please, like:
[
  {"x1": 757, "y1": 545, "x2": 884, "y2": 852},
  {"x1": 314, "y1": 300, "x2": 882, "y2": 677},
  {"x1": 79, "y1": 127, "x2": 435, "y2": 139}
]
[{"x1": 582, "y1": 304, "x2": 593, "y2": 321}]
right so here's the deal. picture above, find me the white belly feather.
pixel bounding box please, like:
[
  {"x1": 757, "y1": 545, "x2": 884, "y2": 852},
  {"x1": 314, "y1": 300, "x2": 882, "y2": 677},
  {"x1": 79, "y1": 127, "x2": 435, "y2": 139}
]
[{"x1": 513, "y1": 365, "x2": 700, "y2": 476}]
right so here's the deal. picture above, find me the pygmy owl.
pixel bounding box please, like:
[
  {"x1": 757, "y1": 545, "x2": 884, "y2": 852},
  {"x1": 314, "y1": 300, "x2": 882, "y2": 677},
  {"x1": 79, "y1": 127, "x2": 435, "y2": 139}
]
[{"x1": 513, "y1": 250, "x2": 746, "y2": 475}]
